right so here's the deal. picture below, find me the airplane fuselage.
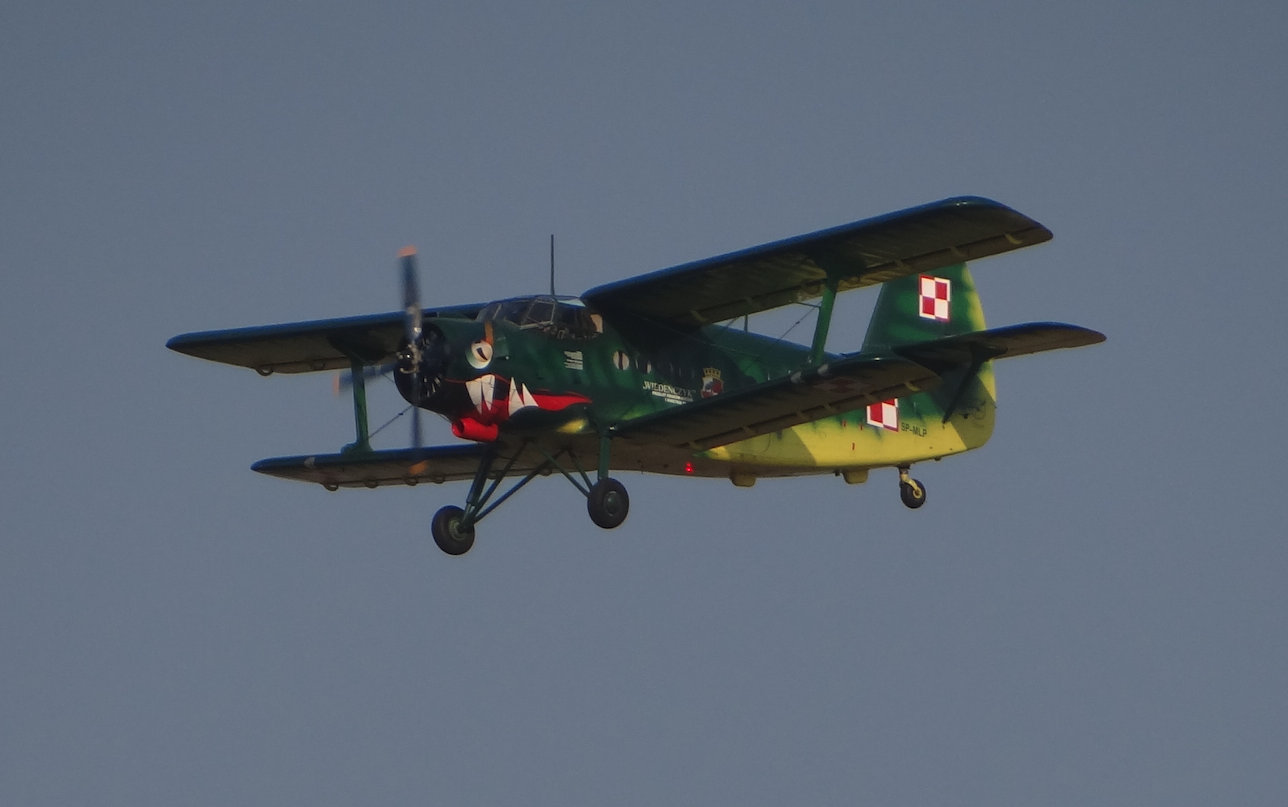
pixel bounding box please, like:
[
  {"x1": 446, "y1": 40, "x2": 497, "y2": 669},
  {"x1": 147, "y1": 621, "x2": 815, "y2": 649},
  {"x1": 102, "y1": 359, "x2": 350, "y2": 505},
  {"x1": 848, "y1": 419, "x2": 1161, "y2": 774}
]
[{"x1": 397, "y1": 296, "x2": 995, "y2": 483}]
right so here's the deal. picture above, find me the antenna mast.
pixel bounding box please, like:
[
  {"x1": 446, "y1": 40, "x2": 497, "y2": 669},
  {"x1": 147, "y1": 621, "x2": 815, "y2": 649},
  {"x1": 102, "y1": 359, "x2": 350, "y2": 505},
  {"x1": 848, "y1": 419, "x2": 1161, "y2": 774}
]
[{"x1": 549, "y1": 234, "x2": 555, "y2": 296}]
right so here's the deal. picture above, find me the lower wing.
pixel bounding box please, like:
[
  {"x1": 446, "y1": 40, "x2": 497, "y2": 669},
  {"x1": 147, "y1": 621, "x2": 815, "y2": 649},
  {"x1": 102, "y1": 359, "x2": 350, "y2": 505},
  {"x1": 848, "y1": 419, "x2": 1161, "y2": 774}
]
[
  {"x1": 252, "y1": 444, "x2": 498, "y2": 489},
  {"x1": 612, "y1": 355, "x2": 941, "y2": 451}
]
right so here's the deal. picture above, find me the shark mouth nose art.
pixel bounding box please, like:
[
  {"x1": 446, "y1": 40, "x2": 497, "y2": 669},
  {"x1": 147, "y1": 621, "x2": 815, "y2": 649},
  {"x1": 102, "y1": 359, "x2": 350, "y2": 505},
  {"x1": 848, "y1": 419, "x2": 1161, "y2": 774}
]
[{"x1": 463, "y1": 374, "x2": 590, "y2": 421}]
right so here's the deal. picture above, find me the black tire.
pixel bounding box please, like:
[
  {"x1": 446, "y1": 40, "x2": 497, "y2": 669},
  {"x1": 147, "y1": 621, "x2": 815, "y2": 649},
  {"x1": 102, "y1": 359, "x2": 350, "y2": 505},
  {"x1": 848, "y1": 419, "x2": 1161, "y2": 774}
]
[
  {"x1": 587, "y1": 478, "x2": 630, "y2": 529},
  {"x1": 899, "y1": 479, "x2": 927, "y2": 509},
  {"x1": 431, "y1": 505, "x2": 476, "y2": 555}
]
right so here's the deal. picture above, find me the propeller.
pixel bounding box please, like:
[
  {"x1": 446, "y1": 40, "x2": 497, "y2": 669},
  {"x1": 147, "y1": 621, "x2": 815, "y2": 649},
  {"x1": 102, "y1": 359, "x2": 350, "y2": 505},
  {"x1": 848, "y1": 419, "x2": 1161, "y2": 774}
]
[
  {"x1": 333, "y1": 362, "x2": 396, "y2": 396},
  {"x1": 399, "y1": 246, "x2": 424, "y2": 454},
  {"x1": 332, "y1": 246, "x2": 447, "y2": 466}
]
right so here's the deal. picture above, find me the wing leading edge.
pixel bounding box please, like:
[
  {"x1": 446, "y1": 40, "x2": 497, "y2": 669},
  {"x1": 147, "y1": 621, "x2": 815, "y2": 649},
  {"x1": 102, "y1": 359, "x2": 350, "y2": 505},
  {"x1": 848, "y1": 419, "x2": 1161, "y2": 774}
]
[
  {"x1": 166, "y1": 303, "x2": 483, "y2": 374},
  {"x1": 582, "y1": 196, "x2": 1051, "y2": 328},
  {"x1": 252, "y1": 444, "x2": 496, "y2": 488}
]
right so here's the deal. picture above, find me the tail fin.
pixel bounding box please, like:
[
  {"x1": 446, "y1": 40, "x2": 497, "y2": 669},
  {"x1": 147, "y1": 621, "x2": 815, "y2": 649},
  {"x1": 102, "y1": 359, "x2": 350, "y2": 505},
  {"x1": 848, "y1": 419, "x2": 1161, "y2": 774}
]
[
  {"x1": 861, "y1": 263, "x2": 997, "y2": 450},
  {"x1": 861, "y1": 263, "x2": 986, "y2": 352}
]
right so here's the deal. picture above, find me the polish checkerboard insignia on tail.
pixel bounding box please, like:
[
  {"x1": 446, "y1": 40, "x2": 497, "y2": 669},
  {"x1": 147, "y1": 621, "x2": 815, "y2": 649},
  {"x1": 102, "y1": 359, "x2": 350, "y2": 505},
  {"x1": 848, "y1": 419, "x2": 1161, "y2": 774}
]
[
  {"x1": 919, "y1": 276, "x2": 951, "y2": 322},
  {"x1": 861, "y1": 265, "x2": 981, "y2": 353}
]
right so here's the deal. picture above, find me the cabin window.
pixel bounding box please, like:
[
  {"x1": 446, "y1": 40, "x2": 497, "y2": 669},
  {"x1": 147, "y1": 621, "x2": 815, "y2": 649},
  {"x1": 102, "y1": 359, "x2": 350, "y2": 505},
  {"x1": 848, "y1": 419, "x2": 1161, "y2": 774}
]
[
  {"x1": 477, "y1": 297, "x2": 601, "y2": 340},
  {"x1": 526, "y1": 299, "x2": 555, "y2": 328},
  {"x1": 553, "y1": 304, "x2": 599, "y2": 340},
  {"x1": 477, "y1": 300, "x2": 531, "y2": 326}
]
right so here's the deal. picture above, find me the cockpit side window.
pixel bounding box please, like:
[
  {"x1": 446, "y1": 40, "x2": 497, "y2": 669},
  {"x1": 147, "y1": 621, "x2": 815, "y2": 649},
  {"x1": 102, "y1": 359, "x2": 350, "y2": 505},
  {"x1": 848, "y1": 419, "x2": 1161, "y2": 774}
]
[
  {"x1": 477, "y1": 300, "x2": 531, "y2": 327},
  {"x1": 554, "y1": 304, "x2": 599, "y2": 340},
  {"x1": 525, "y1": 299, "x2": 555, "y2": 329},
  {"x1": 478, "y1": 297, "x2": 601, "y2": 340}
]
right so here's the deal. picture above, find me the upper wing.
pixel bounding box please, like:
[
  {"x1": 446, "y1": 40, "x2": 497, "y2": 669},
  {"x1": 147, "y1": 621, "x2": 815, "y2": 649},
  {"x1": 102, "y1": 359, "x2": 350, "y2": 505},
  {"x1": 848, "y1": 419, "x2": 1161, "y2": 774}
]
[
  {"x1": 612, "y1": 354, "x2": 940, "y2": 451},
  {"x1": 252, "y1": 443, "x2": 496, "y2": 488},
  {"x1": 166, "y1": 304, "x2": 483, "y2": 374},
  {"x1": 581, "y1": 196, "x2": 1051, "y2": 328},
  {"x1": 894, "y1": 323, "x2": 1106, "y2": 370}
]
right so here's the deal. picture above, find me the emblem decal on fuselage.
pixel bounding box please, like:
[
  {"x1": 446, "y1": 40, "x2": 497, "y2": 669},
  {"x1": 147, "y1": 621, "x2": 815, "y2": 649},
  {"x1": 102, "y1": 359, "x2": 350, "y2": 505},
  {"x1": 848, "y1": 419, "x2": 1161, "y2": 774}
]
[
  {"x1": 918, "y1": 275, "x2": 951, "y2": 322},
  {"x1": 564, "y1": 350, "x2": 584, "y2": 370},
  {"x1": 701, "y1": 367, "x2": 723, "y2": 398}
]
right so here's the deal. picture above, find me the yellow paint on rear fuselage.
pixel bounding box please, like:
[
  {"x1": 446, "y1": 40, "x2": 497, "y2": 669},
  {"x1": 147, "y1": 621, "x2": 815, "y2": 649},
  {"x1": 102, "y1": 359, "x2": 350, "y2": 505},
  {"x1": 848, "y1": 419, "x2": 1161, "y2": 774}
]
[{"x1": 702, "y1": 362, "x2": 997, "y2": 474}]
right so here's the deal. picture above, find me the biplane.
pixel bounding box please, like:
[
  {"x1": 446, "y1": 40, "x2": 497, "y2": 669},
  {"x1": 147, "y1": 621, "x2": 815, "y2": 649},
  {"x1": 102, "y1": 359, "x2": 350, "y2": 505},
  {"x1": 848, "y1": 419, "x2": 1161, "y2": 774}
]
[{"x1": 168, "y1": 197, "x2": 1104, "y2": 555}]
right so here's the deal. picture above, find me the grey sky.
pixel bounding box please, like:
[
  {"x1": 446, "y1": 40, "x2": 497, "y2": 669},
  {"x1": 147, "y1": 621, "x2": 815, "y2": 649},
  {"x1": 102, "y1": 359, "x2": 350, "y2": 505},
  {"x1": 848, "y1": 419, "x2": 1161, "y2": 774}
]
[{"x1": 2, "y1": 1, "x2": 1286, "y2": 804}]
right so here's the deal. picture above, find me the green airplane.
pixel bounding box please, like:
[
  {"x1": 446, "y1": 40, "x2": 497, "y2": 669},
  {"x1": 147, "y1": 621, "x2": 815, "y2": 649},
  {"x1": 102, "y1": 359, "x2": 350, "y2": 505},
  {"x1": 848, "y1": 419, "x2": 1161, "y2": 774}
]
[{"x1": 168, "y1": 196, "x2": 1104, "y2": 555}]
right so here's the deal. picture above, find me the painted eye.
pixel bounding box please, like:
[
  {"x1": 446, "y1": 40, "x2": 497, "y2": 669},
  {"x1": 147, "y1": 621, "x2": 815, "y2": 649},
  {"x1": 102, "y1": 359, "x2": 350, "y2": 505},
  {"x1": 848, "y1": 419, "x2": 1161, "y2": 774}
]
[{"x1": 467, "y1": 340, "x2": 493, "y2": 369}]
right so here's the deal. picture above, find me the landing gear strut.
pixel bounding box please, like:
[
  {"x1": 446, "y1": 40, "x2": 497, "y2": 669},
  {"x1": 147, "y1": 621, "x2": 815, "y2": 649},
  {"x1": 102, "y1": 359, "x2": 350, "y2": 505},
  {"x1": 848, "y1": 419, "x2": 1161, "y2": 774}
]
[
  {"x1": 898, "y1": 466, "x2": 927, "y2": 509},
  {"x1": 537, "y1": 432, "x2": 629, "y2": 531},
  {"x1": 585, "y1": 432, "x2": 629, "y2": 530},
  {"x1": 426, "y1": 433, "x2": 630, "y2": 556}
]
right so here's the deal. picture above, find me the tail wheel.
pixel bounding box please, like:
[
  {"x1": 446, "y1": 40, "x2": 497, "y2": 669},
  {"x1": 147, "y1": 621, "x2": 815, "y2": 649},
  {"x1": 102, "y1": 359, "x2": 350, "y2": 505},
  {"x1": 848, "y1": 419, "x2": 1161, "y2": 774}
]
[
  {"x1": 587, "y1": 478, "x2": 630, "y2": 529},
  {"x1": 899, "y1": 478, "x2": 927, "y2": 509},
  {"x1": 431, "y1": 505, "x2": 476, "y2": 555}
]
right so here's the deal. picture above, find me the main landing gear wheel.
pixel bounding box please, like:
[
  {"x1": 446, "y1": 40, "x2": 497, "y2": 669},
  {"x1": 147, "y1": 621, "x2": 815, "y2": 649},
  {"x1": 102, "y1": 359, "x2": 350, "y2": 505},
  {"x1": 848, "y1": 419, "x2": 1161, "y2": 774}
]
[
  {"x1": 431, "y1": 505, "x2": 476, "y2": 555},
  {"x1": 898, "y1": 473, "x2": 927, "y2": 509},
  {"x1": 587, "y1": 478, "x2": 630, "y2": 529}
]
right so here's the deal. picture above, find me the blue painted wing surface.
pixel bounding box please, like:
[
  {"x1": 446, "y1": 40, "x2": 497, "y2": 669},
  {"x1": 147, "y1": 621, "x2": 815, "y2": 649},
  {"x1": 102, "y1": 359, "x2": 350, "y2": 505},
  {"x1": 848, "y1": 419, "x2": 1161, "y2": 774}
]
[{"x1": 582, "y1": 197, "x2": 1052, "y2": 327}]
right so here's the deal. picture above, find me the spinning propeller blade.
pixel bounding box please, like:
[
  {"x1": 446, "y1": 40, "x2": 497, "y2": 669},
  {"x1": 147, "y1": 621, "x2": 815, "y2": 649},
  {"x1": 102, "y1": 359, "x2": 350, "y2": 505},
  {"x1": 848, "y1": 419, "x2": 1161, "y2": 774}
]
[
  {"x1": 399, "y1": 246, "x2": 424, "y2": 454},
  {"x1": 333, "y1": 362, "x2": 395, "y2": 396}
]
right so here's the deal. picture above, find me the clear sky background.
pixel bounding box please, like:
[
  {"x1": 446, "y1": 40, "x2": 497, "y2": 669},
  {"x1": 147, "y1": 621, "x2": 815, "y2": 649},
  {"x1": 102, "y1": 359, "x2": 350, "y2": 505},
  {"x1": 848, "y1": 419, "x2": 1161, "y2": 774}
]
[{"x1": 3, "y1": 1, "x2": 1286, "y2": 804}]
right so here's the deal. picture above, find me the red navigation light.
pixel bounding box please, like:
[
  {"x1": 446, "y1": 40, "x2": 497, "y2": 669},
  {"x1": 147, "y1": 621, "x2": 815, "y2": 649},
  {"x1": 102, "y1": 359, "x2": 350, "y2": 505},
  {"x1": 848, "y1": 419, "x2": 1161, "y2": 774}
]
[{"x1": 684, "y1": 462, "x2": 694, "y2": 474}]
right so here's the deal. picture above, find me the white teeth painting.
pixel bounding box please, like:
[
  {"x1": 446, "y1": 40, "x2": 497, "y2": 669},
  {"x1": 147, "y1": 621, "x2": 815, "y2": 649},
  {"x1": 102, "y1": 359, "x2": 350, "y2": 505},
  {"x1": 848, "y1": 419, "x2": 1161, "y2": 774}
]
[
  {"x1": 507, "y1": 377, "x2": 525, "y2": 414},
  {"x1": 467, "y1": 374, "x2": 544, "y2": 417},
  {"x1": 465, "y1": 376, "x2": 484, "y2": 411},
  {"x1": 466, "y1": 374, "x2": 498, "y2": 413},
  {"x1": 504, "y1": 378, "x2": 541, "y2": 416}
]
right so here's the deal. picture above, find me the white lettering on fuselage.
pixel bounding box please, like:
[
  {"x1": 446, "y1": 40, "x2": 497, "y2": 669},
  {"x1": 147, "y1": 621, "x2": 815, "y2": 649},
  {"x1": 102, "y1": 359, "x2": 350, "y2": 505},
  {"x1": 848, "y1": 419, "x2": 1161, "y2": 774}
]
[{"x1": 643, "y1": 380, "x2": 694, "y2": 405}]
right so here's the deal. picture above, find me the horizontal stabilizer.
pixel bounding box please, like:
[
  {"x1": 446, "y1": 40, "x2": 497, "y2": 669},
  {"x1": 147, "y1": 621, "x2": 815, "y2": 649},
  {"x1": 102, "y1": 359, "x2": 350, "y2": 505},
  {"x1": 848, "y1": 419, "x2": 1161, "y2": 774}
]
[
  {"x1": 252, "y1": 444, "x2": 497, "y2": 488},
  {"x1": 167, "y1": 304, "x2": 483, "y2": 374},
  {"x1": 613, "y1": 355, "x2": 940, "y2": 451},
  {"x1": 894, "y1": 323, "x2": 1105, "y2": 370},
  {"x1": 582, "y1": 196, "x2": 1051, "y2": 327}
]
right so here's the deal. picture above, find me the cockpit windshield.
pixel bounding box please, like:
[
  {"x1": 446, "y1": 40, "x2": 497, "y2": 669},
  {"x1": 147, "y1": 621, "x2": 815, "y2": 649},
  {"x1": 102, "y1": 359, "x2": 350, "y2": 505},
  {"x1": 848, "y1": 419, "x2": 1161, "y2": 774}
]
[{"x1": 476, "y1": 296, "x2": 601, "y2": 340}]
